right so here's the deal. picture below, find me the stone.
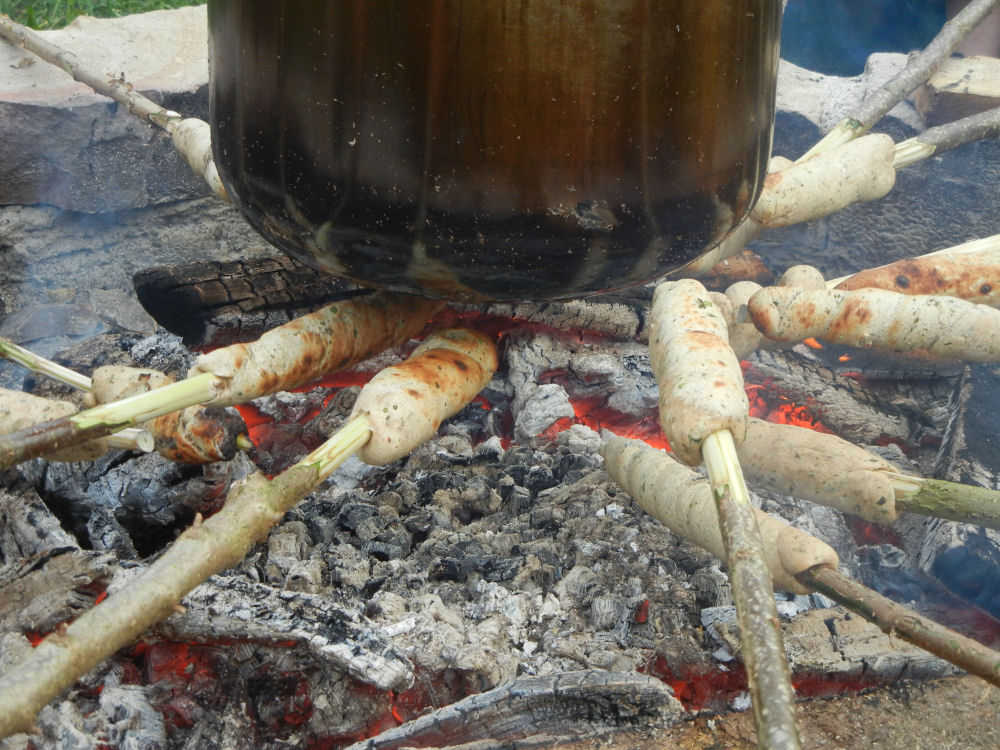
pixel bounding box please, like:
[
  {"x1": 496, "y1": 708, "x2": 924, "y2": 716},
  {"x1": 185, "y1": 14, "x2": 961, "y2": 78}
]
[{"x1": 0, "y1": 7, "x2": 212, "y2": 211}]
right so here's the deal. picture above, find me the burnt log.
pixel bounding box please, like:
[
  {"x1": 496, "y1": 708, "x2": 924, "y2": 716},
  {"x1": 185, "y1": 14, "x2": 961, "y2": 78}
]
[
  {"x1": 343, "y1": 670, "x2": 682, "y2": 750},
  {"x1": 133, "y1": 256, "x2": 365, "y2": 348}
]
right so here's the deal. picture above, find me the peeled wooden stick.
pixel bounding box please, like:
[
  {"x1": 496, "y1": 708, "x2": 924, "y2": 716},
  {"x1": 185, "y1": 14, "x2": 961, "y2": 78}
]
[
  {"x1": 748, "y1": 286, "x2": 1000, "y2": 362},
  {"x1": 0, "y1": 327, "x2": 497, "y2": 739},
  {"x1": 893, "y1": 105, "x2": 1000, "y2": 168},
  {"x1": 800, "y1": 0, "x2": 1000, "y2": 160},
  {"x1": 649, "y1": 279, "x2": 799, "y2": 750},
  {"x1": 0, "y1": 13, "x2": 227, "y2": 199}
]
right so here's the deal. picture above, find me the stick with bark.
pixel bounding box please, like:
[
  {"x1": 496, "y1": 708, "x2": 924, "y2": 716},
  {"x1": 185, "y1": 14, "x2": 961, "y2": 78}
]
[
  {"x1": 893, "y1": 105, "x2": 1000, "y2": 168},
  {"x1": 801, "y1": 0, "x2": 1000, "y2": 160},
  {"x1": 0, "y1": 292, "x2": 442, "y2": 469},
  {"x1": 0, "y1": 327, "x2": 497, "y2": 739},
  {"x1": 0, "y1": 13, "x2": 226, "y2": 199},
  {"x1": 602, "y1": 436, "x2": 1000, "y2": 687},
  {"x1": 649, "y1": 279, "x2": 800, "y2": 749}
]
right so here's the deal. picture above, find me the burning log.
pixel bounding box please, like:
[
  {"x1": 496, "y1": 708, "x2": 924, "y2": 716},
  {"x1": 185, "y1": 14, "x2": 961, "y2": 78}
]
[
  {"x1": 344, "y1": 670, "x2": 681, "y2": 750},
  {"x1": 0, "y1": 326, "x2": 497, "y2": 738},
  {"x1": 648, "y1": 279, "x2": 799, "y2": 749},
  {"x1": 602, "y1": 437, "x2": 1000, "y2": 688},
  {"x1": 0, "y1": 13, "x2": 227, "y2": 200},
  {"x1": 0, "y1": 292, "x2": 441, "y2": 469},
  {"x1": 748, "y1": 286, "x2": 1000, "y2": 362}
]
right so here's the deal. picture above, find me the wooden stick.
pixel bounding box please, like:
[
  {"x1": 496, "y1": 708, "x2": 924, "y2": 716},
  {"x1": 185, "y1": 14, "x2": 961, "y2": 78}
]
[
  {"x1": 800, "y1": 0, "x2": 1000, "y2": 160},
  {"x1": 0, "y1": 13, "x2": 227, "y2": 200},
  {"x1": 703, "y1": 430, "x2": 801, "y2": 750},
  {"x1": 889, "y1": 473, "x2": 1000, "y2": 530},
  {"x1": 893, "y1": 105, "x2": 1000, "y2": 168},
  {"x1": 0, "y1": 414, "x2": 370, "y2": 738},
  {"x1": 0, "y1": 327, "x2": 497, "y2": 738},
  {"x1": 798, "y1": 565, "x2": 1000, "y2": 687},
  {"x1": 0, "y1": 372, "x2": 223, "y2": 469}
]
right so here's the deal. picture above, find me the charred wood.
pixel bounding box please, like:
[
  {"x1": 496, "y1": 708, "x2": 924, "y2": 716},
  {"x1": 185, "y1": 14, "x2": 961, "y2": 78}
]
[
  {"x1": 0, "y1": 548, "x2": 115, "y2": 635},
  {"x1": 152, "y1": 574, "x2": 414, "y2": 691},
  {"x1": 343, "y1": 670, "x2": 682, "y2": 750},
  {"x1": 0, "y1": 470, "x2": 77, "y2": 562},
  {"x1": 133, "y1": 256, "x2": 366, "y2": 348},
  {"x1": 745, "y1": 349, "x2": 928, "y2": 445}
]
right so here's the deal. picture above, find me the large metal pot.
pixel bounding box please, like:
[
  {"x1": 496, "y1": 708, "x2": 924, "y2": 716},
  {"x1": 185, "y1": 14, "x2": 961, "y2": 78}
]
[{"x1": 208, "y1": 1, "x2": 782, "y2": 302}]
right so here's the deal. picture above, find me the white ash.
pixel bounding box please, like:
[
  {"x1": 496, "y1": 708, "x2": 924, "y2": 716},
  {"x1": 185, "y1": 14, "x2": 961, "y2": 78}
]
[
  {"x1": 514, "y1": 383, "x2": 574, "y2": 440},
  {"x1": 505, "y1": 329, "x2": 656, "y2": 418}
]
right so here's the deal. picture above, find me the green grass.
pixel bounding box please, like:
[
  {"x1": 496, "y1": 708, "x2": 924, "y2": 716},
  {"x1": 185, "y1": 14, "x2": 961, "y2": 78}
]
[{"x1": 1, "y1": 0, "x2": 205, "y2": 29}]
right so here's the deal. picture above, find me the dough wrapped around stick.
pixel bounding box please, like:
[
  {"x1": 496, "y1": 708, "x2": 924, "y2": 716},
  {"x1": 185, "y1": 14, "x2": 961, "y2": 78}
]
[
  {"x1": 835, "y1": 250, "x2": 1000, "y2": 308},
  {"x1": 91, "y1": 366, "x2": 246, "y2": 464},
  {"x1": 752, "y1": 134, "x2": 896, "y2": 228},
  {"x1": 0, "y1": 389, "x2": 108, "y2": 462},
  {"x1": 191, "y1": 292, "x2": 444, "y2": 407},
  {"x1": 738, "y1": 418, "x2": 899, "y2": 524},
  {"x1": 748, "y1": 286, "x2": 1000, "y2": 362},
  {"x1": 649, "y1": 279, "x2": 748, "y2": 465},
  {"x1": 601, "y1": 436, "x2": 839, "y2": 594},
  {"x1": 350, "y1": 327, "x2": 498, "y2": 465}
]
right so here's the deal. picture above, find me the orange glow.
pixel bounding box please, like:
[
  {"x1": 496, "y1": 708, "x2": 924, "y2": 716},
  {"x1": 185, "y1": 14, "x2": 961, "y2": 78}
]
[{"x1": 802, "y1": 337, "x2": 823, "y2": 349}]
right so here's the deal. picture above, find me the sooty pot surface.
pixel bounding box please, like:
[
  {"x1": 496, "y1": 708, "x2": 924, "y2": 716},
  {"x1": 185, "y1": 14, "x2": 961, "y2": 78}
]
[{"x1": 209, "y1": 0, "x2": 782, "y2": 302}]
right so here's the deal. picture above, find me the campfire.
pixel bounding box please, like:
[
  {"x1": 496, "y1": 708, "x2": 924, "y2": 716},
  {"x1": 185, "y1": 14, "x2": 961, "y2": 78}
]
[{"x1": 1, "y1": 4, "x2": 1000, "y2": 748}]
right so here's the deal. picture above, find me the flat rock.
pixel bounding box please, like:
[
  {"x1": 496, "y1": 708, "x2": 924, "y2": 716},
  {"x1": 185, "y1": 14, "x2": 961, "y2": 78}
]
[{"x1": 0, "y1": 7, "x2": 211, "y2": 211}]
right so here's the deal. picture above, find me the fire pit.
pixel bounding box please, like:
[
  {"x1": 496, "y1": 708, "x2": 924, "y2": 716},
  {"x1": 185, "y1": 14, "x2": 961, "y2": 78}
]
[{"x1": 1, "y1": 5, "x2": 1000, "y2": 748}]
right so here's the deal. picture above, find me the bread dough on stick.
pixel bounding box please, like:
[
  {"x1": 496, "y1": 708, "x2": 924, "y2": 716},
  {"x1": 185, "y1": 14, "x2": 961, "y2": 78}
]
[
  {"x1": 649, "y1": 279, "x2": 748, "y2": 465},
  {"x1": 601, "y1": 436, "x2": 838, "y2": 594},
  {"x1": 191, "y1": 292, "x2": 444, "y2": 407},
  {"x1": 351, "y1": 327, "x2": 497, "y2": 465},
  {"x1": 738, "y1": 418, "x2": 898, "y2": 524},
  {"x1": 836, "y1": 250, "x2": 1000, "y2": 308},
  {"x1": 752, "y1": 134, "x2": 896, "y2": 227},
  {"x1": 748, "y1": 286, "x2": 1000, "y2": 362},
  {"x1": 92, "y1": 366, "x2": 244, "y2": 464}
]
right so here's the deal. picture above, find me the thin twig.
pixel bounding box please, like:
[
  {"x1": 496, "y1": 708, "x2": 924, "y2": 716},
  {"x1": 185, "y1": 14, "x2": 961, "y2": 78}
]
[
  {"x1": 0, "y1": 372, "x2": 223, "y2": 468},
  {"x1": 801, "y1": 0, "x2": 1000, "y2": 160},
  {"x1": 889, "y1": 472, "x2": 1000, "y2": 529},
  {"x1": 0, "y1": 13, "x2": 227, "y2": 199},
  {"x1": 703, "y1": 430, "x2": 801, "y2": 750},
  {"x1": 893, "y1": 105, "x2": 1000, "y2": 168},
  {"x1": 798, "y1": 565, "x2": 1000, "y2": 687}
]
